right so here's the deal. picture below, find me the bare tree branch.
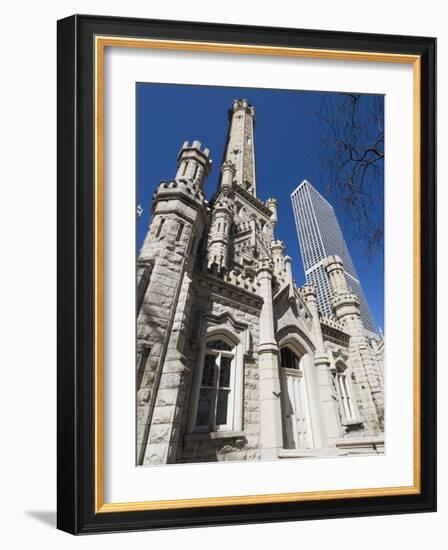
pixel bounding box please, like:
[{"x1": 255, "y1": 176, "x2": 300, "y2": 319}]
[{"x1": 314, "y1": 93, "x2": 384, "y2": 264}]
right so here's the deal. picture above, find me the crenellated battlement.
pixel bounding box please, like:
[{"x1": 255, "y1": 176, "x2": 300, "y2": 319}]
[
  {"x1": 174, "y1": 140, "x2": 212, "y2": 191},
  {"x1": 178, "y1": 140, "x2": 211, "y2": 159},
  {"x1": 270, "y1": 239, "x2": 285, "y2": 249},
  {"x1": 153, "y1": 178, "x2": 207, "y2": 207},
  {"x1": 331, "y1": 291, "x2": 360, "y2": 307},
  {"x1": 265, "y1": 197, "x2": 278, "y2": 209},
  {"x1": 222, "y1": 269, "x2": 259, "y2": 293},
  {"x1": 229, "y1": 98, "x2": 256, "y2": 118},
  {"x1": 319, "y1": 313, "x2": 346, "y2": 332}
]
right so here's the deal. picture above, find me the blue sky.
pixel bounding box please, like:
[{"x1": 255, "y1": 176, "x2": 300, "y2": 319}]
[{"x1": 136, "y1": 83, "x2": 384, "y2": 332}]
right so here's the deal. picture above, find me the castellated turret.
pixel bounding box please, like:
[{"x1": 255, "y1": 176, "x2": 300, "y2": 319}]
[
  {"x1": 175, "y1": 140, "x2": 212, "y2": 189},
  {"x1": 270, "y1": 239, "x2": 285, "y2": 267},
  {"x1": 136, "y1": 139, "x2": 213, "y2": 465},
  {"x1": 325, "y1": 254, "x2": 384, "y2": 430},
  {"x1": 265, "y1": 198, "x2": 278, "y2": 241},
  {"x1": 324, "y1": 254, "x2": 361, "y2": 323},
  {"x1": 206, "y1": 161, "x2": 236, "y2": 275},
  {"x1": 270, "y1": 240, "x2": 294, "y2": 294},
  {"x1": 140, "y1": 140, "x2": 212, "y2": 261}
]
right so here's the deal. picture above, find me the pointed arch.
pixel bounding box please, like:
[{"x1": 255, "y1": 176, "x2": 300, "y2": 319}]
[{"x1": 276, "y1": 324, "x2": 315, "y2": 356}]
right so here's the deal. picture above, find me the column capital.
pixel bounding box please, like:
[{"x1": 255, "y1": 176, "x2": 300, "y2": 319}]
[
  {"x1": 314, "y1": 352, "x2": 331, "y2": 367},
  {"x1": 220, "y1": 160, "x2": 236, "y2": 175}
]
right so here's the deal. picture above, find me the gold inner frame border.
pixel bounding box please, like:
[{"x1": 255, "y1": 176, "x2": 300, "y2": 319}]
[{"x1": 94, "y1": 35, "x2": 421, "y2": 513}]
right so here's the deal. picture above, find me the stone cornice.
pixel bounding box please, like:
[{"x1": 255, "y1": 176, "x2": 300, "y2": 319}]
[
  {"x1": 321, "y1": 322, "x2": 350, "y2": 345},
  {"x1": 195, "y1": 272, "x2": 263, "y2": 311},
  {"x1": 233, "y1": 186, "x2": 272, "y2": 217}
]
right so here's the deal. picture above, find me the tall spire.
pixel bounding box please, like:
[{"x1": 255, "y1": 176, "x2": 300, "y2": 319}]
[{"x1": 222, "y1": 98, "x2": 257, "y2": 196}]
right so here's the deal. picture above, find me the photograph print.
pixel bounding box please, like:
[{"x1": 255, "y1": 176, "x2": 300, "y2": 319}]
[{"x1": 135, "y1": 83, "x2": 385, "y2": 467}]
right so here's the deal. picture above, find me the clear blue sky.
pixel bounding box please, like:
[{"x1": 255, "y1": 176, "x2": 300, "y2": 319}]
[{"x1": 136, "y1": 83, "x2": 384, "y2": 332}]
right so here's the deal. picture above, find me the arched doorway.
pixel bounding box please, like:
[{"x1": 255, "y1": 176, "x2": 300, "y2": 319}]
[{"x1": 280, "y1": 346, "x2": 313, "y2": 450}]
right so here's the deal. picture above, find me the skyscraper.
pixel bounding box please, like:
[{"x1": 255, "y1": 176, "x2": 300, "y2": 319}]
[{"x1": 291, "y1": 179, "x2": 379, "y2": 339}]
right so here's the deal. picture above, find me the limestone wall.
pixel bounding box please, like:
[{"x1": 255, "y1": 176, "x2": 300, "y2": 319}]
[{"x1": 179, "y1": 287, "x2": 262, "y2": 463}]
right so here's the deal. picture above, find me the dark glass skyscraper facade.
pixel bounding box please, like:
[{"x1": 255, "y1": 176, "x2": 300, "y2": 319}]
[{"x1": 291, "y1": 180, "x2": 379, "y2": 338}]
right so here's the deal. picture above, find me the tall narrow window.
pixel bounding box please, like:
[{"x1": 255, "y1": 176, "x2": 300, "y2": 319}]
[
  {"x1": 193, "y1": 164, "x2": 199, "y2": 180},
  {"x1": 155, "y1": 218, "x2": 165, "y2": 238},
  {"x1": 136, "y1": 347, "x2": 151, "y2": 390},
  {"x1": 175, "y1": 221, "x2": 184, "y2": 242},
  {"x1": 189, "y1": 234, "x2": 196, "y2": 254},
  {"x1": 335, "y1": 365, "x2": 356, "y2": 422},
  {"x1": 195, "y1": 339, "x2": 235, "y2": 432}
]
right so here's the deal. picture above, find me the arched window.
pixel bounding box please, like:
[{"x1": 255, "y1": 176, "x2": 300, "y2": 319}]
[{"x1": 195, "y1": 338, "x2": 236, "y2": 432}]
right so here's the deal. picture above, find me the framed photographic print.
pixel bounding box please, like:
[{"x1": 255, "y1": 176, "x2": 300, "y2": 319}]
[{"x1": 57, "y1": 14, "x2": 436, "y2": 534}]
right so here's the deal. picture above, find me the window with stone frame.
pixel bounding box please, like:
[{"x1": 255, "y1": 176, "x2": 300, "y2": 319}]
[
  {"x1": 335, "y1": 362, "x2": 356, "y2": 422},
  {"x1": 195, "y1": 338, "x2": 236, "y2": 432}
]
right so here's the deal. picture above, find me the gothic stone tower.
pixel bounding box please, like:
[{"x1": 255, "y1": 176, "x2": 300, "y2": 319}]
[
  {"x1": 136, "y1": 140, "x2": 212, "y2": 465},
  {"x1": 136, "y1": 99, "x2": 385, "y2": 465}
]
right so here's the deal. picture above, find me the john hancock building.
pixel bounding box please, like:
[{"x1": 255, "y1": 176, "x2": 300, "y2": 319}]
[{"x1": 136, "y1": 98, "x2": 385, "y2": 466}]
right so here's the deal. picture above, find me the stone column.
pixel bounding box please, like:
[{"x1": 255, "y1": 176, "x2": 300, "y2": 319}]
[
  {"x1": 265, "y1": 198, "x2": 278, "y2": 241},
  {"x1": 257, "y1": 259, "x2": 284, "y2": 459},
  {"x1": 250, "y1": 215, "x2": 257, "y2": 251},
  {"x1": 303, "y1": 284, "x2": 342, "y2": 447}
]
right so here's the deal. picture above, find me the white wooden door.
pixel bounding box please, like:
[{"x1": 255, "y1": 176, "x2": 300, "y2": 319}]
[{"x1": 284, "y1": 368, "x2": 310, "y2": 450}]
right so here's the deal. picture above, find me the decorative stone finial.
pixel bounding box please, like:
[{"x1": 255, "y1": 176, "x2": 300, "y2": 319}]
[
  {"x1": 265, "y1": 197, "x2": 279, "y2": 210},
  {"x1": 221, "y1": 160, "x2": 236, "y2": 174},
  {"x1": 270, "y1": 239, "x2": 285, "y2": 251}
]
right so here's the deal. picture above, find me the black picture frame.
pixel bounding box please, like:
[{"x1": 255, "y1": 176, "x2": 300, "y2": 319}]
[{"x1": 57, "y1": 14, "x2": 436, "y2": 534}]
